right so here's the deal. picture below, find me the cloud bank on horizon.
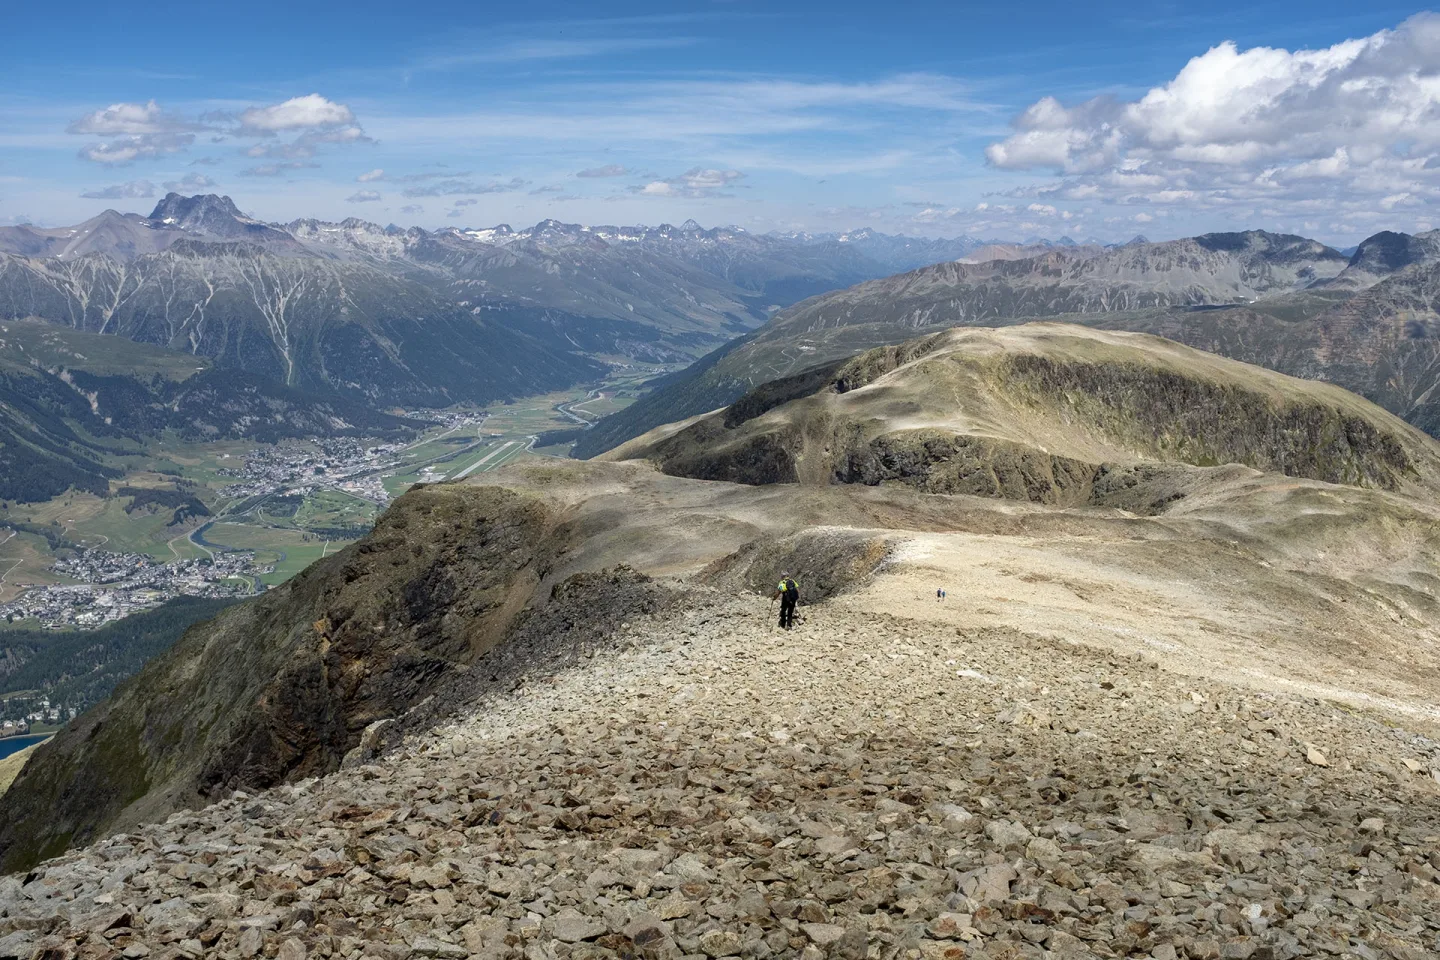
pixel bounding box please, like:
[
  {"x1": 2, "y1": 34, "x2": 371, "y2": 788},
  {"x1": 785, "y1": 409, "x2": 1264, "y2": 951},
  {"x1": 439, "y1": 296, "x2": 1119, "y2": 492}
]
[
  {"x1": 4, "y1": 5, "x2": 1438, "y2": 244},
  {"x1": 983, "y1": 12, "x2": 1440, "y2": 236}
]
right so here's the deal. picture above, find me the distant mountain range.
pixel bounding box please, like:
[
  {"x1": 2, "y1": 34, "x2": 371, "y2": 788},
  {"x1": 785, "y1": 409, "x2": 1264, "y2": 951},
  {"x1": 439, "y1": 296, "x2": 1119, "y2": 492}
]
[
  {"x1": 0, "y1": 194, "x2": 1002, "y2": 408},
  {"x1": 14, "y1": 195, "x2": 1440, "y2": 475},
  {"x1": 574, "y1": 228, "x2": 1440, "y2": 455}
]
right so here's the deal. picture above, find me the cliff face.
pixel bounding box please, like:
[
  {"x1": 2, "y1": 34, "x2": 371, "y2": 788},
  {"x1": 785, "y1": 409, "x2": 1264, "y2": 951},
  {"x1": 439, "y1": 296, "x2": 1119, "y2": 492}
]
[{"x1": 0, "y1": 485, "x2": 563, "y2": 873}]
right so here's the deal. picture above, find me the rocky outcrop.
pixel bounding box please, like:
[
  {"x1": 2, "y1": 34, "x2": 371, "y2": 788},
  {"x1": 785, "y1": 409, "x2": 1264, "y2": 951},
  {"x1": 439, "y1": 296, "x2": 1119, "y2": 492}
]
[
  {"x1": 699, "y1": 528, "x2": 894, "y2": 601},
  {"x1": 0, "y1": 484, "x2": 566, "y2": 873},
  {"x1": 835, "y1": 431, "x2": 1101, "y2": 505},
  {"x1": 649, "y1": 423, "x2": 804, "y2": 485}
]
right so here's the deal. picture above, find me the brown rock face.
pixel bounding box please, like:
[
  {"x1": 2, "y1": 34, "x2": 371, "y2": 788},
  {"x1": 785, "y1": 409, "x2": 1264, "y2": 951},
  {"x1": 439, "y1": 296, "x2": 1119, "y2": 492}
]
[{"x1": 0, "y1": 484, "x2": 562, "y2": 873}]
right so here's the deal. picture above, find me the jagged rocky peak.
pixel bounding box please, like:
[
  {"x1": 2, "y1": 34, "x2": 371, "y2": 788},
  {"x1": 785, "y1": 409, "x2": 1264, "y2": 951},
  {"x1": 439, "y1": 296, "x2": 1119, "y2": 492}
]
[
  {"x1": 529, "y1": 218, "x2": 581, "y2": 236},
  {"x1": 148, "y1": 192, "x2": 248, "y2": 227},
  {"x1": 146, "y1": 193, "x2": 300, "y2": 249},
  {"x1": 283, "y1": 216, "x2": 413, "y2": 259},
  {"x1": 450, "y1": 224, "x2": 516, "y2": 244}
]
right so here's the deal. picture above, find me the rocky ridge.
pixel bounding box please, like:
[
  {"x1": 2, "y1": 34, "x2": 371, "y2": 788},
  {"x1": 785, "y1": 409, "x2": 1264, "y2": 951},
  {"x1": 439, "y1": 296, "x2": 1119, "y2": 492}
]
[
  {"x1": 571, "y1": 230, "x2": 1440, "y2": 458},
  {"x1": 611, "y1": 325, "x2": 1440, "y2": 504},
  {"x1": 2, "y1": 586, "x2": 1438, "y2": 960}
]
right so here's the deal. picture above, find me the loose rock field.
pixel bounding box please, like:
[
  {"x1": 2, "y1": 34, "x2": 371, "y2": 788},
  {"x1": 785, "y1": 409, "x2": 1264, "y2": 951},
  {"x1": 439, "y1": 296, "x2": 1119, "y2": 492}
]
[{"x1": 3, "y1": 590, "x2": 1439, "y2": 960}]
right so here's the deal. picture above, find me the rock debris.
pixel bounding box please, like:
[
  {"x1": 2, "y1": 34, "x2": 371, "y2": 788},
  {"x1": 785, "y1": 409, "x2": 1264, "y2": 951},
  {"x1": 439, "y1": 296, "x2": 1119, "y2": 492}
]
[{"x1": 3, "y1": 590, "x2": 1439, "y2": 960}]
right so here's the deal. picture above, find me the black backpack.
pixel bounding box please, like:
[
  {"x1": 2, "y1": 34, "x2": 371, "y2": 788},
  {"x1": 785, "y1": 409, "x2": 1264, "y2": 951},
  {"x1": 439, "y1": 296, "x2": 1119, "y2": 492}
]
[{"x1": 782, "y1": 578, "x2": 799, "y2": 601}]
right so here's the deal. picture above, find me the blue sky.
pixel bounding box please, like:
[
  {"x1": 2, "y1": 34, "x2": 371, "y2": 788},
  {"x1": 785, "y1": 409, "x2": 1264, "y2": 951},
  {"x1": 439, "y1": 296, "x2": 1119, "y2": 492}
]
[{"x1": 3, "y1": 1, "x2": 1438, "y2": 243}]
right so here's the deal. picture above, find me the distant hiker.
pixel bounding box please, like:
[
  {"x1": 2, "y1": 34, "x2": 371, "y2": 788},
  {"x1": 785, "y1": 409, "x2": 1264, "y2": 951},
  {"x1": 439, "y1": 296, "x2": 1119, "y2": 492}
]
[
  {"x1": 936, "y1": 588, "x2": 945, "y2": 601},
  {"x1": 774, "y1": 574, "x2": 800, "y2": 630}
]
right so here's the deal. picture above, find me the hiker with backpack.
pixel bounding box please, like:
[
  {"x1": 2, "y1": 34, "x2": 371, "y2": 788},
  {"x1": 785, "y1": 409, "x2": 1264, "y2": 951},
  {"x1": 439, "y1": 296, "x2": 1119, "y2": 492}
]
[{"x1": 773, "y1": 574, "x2": 800, "y2": 630}]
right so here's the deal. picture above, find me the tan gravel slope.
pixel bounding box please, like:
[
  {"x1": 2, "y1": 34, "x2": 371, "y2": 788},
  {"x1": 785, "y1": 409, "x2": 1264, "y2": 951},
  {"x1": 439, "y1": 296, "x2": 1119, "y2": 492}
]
[{"x1": 2, "y1": 589, "x2": 1437, "y2": 960}]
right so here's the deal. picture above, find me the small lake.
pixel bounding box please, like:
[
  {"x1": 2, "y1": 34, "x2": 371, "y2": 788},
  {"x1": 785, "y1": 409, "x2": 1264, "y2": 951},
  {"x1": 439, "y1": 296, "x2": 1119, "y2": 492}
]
[{"x1": 0, "y1": 734, "x2": 49, "y2": 759}]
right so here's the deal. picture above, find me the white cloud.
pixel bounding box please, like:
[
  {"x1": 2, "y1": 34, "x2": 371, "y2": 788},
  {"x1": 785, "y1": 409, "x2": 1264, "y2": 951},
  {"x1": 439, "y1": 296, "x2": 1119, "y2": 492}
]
[
  {"x1": 240, "y1": 161, "x2": 319, "y2": 177},
  {"x1": 68, "y1": 100, "x2": 193, "y2": 136},
  {"x1": 986, "y1": 97, "x2": 1123, "y2": 174},
  {"x1": 68, "y1": 93, "x2": 370, "y2": 168},
  {"x1": 80, "y1": 180, "x2": 156, "y2": 199},
  {"x1": 236, "y1": 95, "x2": 371, "y2": 164},
  {"x1": 357, "y1": 168, "x2": 385, "y2": 182},
  {"x1": 401, "y1": 177, "x2": 527, "y2": 197},
  {"x1": 911, "y1": 206, "x2": 962, "y2": 223},
  {"x1": 631, "y1": 167, "x2": 745, "y2": 199},
  {"x1": 1379, "y1": 192, "x2": 1420, "y2": 209},
  {"x1": 79, "y1": 133, "x2": 194, "y2": 165},
  {"x1": 245, "y1": 125, "x2": 371, "y2": 160},
  {"x1": 346, "y1": 190, "x2": 383, "y2": 203},
  {"x1": 239, "y1": 94, "x2": 356, "y2": 133},
  {"x1": 400, "y1": 203, "x2": 424, "y2": 215},
  {"x1": 162, "y1": 173, "x2": 216, "y2": 193},
  {"x1": 985, "y1": 13, "x2": 1440, "y2": 229},
  {"x1": 576, "y1": 164, "x2": 628, "y2": 178},
  {"x1": 70, "y1": 100, "x2": 197, "y2": 167}
]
